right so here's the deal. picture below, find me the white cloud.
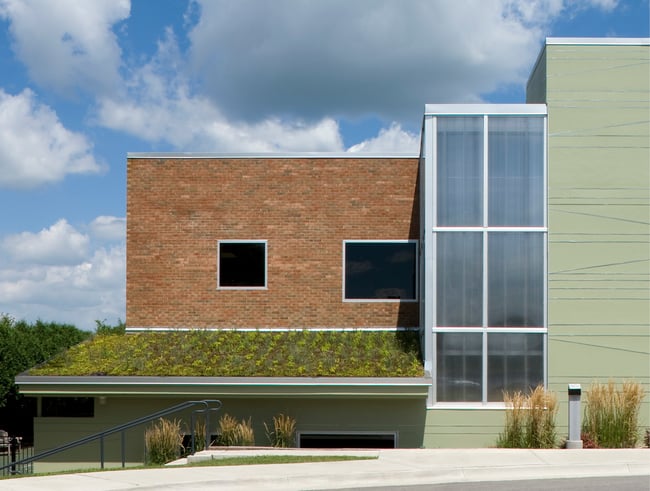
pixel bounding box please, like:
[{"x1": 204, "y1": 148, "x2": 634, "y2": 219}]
[
  {"x1": 90, "y1": 216, "x2": 126, "y2": 242},
  {"x1": 0, "y1": 89, "x2": 102, "y2": 188},
  {"x1": 99, "y1": 0, "x2": 622, "y2": 153},
  {"x1": 0, "y1": 0, "x2": 130, "y2": 95},
  {"x1": 0, "y1": 218, "x2": 125, "y2": 330},
  {"x1": 187, "y1": 0, "x2": 622, "y2": 125},
  {"x1": 2, "y1": 219, "x2": 89, "y2": 265},
  {"x1": 347, "y1": 124, "x2": 419, "y2": 153},
  {"x1": 95, "y1": 28, "x2": 345, "y2": 152}
]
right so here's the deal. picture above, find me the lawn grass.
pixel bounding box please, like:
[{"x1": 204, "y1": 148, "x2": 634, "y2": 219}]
[
  {"x1": 29, "y1": 329, "x2": 423, "y2": 377},
  {"x1": 186, "y1": 454, "x2": 376, "y2": 467},
  {"x1": 0, "y1": 454, "x2": 377, "y2": 479}
]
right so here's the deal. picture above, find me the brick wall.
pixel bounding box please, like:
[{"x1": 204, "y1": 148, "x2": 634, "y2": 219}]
[{"x1": 127, "y1": 156, "x2": 419, "y2": 328}]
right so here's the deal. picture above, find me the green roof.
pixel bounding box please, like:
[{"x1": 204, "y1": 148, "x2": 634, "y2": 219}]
[{"x1": 29, "y1": 330, "x2": 424, "y2": 378}]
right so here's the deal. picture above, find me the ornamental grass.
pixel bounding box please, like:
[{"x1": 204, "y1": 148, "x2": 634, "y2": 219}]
[
  {"x1": 216, "y1": 414, "x2": 255, "y2": 446},
  {"x1": 28, "y1": 329, "x2": 423, "y2": 377},
  {"x1": 582, "y1": 380, "x2": 645, "y2": 448},
  {"x1": 265, "y1": 413, "x2": 297, "y2": 448},
  {"x1": 497, "y1": 385, "x2": 558, "y2": 448},
  {"x1": 145, "y1": 418, "x2": 184, "y2": 465}
]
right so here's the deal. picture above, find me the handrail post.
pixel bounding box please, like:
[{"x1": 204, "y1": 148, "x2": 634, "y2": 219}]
[
  {"x1": 100, "y1": 435, "x2": 104, "y2": 469},
  {"x1": 207, "y1": 407, "x2": 221, "y2": 449},
  {"x1": 121, "y1": 431, "x2": 126, "y2": 468},
  {"x1": 190, "y1": 412, "x2": 196, "y2": 455}
]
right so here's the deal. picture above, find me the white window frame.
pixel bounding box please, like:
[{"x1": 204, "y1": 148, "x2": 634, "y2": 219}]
[
  {"x1": 342, "y1": 240, "x2": 419, "y2": 303},
  {"x1": 217, "y1": 240, "x2": 268, "y2": 290}
]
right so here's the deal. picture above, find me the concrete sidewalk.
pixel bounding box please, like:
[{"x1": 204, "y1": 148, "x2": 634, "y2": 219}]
[{"x1": 0, "y1": 448, "x2": 648, "y2": 490}]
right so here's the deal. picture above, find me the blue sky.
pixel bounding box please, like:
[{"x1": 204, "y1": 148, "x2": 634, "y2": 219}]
[{"x1": 0, "y1": 0, "x2": 648, "y2": 330}]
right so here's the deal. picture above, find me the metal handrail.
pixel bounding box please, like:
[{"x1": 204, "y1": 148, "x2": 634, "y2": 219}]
[{"x1": 0, "y1": 399, "x2": 222, "y2": 474}]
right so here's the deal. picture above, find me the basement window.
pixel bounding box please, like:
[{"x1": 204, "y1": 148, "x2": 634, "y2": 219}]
[
  {"x1": 218, "y1": 240, "x2": 267, "y2": 288},
  {"x1": 299, "y1": 432, "x2": 396, "y2": 449},
  {"x1": 41, "y1": 397, "x2": 94, "y2": 418}
]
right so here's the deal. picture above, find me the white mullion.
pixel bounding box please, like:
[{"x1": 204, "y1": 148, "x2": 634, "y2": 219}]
[
  {"x1": 543, "y1": 116, "x2": 548, "y2": 228},
  {"x1": 483, "y1": 115, "x2": 489, "y2": 228},
  {"x1": 428, "y1": 115, "x2": 437, "y2": 405},
  {"x1": 482, "y1": 115, "x2": 489, "y2": 403},
  {"x1": 542, "y1": 115, "x2": 548, "y2": 388}
]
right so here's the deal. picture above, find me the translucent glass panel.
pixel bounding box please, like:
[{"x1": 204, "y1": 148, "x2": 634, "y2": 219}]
[
  {"x1": 436, "y1": 117, "x2": 483, "y2": 226},
  {"x1": 487, "y1": 333, "x2": 544, "y2": 401},
  {"x1": 488, "y1": 117, "x2": 544, "y2": 226},
  {"x1": 488, "y1": 233, "x2": 544, "y2": 327},
  {"x1": 436, "y1": 333, "x2": 482, "y2": 402},
  {"x1": 436, "y1": 233, "x2": 482, "y2": 326}
]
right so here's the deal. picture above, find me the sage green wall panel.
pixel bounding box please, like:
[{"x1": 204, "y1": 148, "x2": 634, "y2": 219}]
[
  {"x1": 542, "y1": 42, "x2": 650, "y2": 433},
  {"x1": 549, "y1": 299, "x2": 649, "y2": 326},
  {"x1": 549, "y1": 337, "x2": 650, "y2": 377},
  {"x1": 423, "y1": 409, "x2": 505, "y2": 448},
  {"x1": 545, "y1": 46, "x2": 650, "y2": 92},
  {"x1": 549, "y1": 241, "x2": 650, "y2": 274},
  {"x1": 548, "y1": 149, "x2": 649, "y2": 189},
  {"x1": 33, "y1": 396, "x2": 427, "y2": 471}
]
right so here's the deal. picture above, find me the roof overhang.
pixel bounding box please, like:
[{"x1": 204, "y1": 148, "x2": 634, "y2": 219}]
[
  {"x1": 127, "y1": 152, "x2": 419, "y2": 159},
  {"x1": 16, "y1": 375, "x2": 432, "y2": 399},
  {"x1": 424, "y1": 104, "x2": 547, "y2": 116}
]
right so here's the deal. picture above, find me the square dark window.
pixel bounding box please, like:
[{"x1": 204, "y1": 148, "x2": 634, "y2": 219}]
[
  {"x1": 219, "y1": 242, "x2": 266, "y2": 288},
  {"x1": 344, "y1": 242, "x2": 417, "y2": 300}
]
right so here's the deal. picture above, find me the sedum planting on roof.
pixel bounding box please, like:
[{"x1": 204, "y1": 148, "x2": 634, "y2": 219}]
[{"x1": 28, "y1": 330, "x2": 424, "y2": 377}]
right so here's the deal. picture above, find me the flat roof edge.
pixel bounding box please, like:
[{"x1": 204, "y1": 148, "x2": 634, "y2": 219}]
[
  {"x1": 15, "y1": 375, "x2": 432, "y2": 398},
  {"x1": 424, "y1": 104, "x2": 546, "y2": 115},
  {"x1": 546, "y1": 37, "x2": 650, "y2": 46},
  {"x1": 16, "y1": 375, "x2": 432, "y2": 386},
  {"x1": 127, "y1": 152, "x2": 419, "y2": 159}
]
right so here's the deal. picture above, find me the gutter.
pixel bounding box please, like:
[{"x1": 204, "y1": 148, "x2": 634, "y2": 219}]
[{"x1": 15, "y1": 375, "x2": 432, "y2": 399}]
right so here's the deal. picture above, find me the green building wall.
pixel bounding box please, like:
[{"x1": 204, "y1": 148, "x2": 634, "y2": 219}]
[
  {"x1": 528, "y1": 40, "x2": 650, "y2": 435},
  {"x1": 31, "y1": 395, "x2": 426, "y2": 472}
]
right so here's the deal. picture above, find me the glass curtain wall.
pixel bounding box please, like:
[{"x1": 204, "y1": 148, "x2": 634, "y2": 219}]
[{"x1": 434, "y1": 115, "x2": 546, "y2": 404}]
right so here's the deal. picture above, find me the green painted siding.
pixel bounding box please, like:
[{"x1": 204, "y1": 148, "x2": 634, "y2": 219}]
[
  {"x1": 32, "y1": 396, "x2": 426, "y2": 472},
  {"x1": 422, "y1": 409, "x2": 505, "y2": 448},
  {"x1": 541, "y1": 43, "x2": 650, "y2": 434}
]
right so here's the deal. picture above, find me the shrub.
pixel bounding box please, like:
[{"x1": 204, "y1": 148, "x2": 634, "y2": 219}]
[
  {"x1": 217, "y1": 414, "x2": 255, "y2": 446},
  {"x1": 644, "y1": 428, "x2": 649, "y2": 448},
  {"x1": 582, "y1": 380, "x2": 645, "y2": 448},
  {"x1": 497, "y1": 385, "x2": 557, "y2": 448},
  {"x1": 265, "y1": 413, "x2": 296, "y2": 448},
  {"x1": 145, "y1": 418, "x2": 184, "y2": 465}
]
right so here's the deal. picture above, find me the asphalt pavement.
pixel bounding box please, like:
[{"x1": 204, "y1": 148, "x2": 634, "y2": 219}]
[{"x1": 0, "y1": 448, "x2": 648, "y2": 491}]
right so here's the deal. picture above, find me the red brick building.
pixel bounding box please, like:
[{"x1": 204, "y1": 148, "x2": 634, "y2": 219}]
[{"x1": 127, "y1": 155, "x2": 420, "y2": 330}]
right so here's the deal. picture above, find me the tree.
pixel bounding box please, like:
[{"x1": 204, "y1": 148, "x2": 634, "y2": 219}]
[{"x1": 0, "y1": 314, "x2": 90, "y2": 442}]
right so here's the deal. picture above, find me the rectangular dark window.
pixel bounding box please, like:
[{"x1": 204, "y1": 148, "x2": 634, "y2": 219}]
[
  {"x1": 344, "y1": 241, "x2": 417, "y2": 300},
  {"x1": 218, "y1": 241, "x2": 267, "y2": 288},
  {"x1": 42, "y1": 397, "x2": 94, "y2": 417}
]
